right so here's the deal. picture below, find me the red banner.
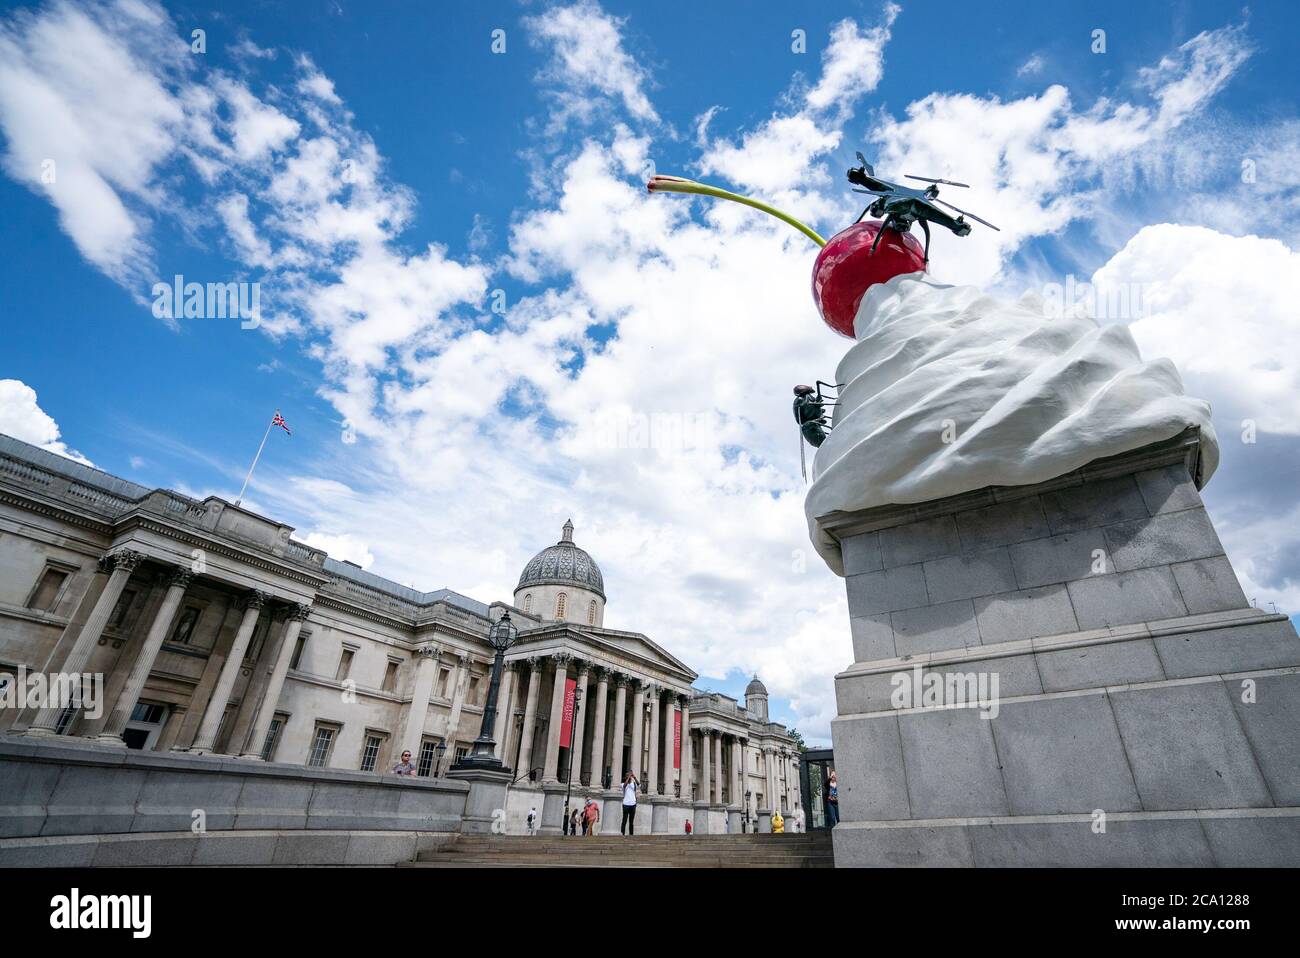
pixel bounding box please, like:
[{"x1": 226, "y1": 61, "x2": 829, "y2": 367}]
[
  {"x1": 673, "y1": 708, "x2": 682, "y2": 769},
  {"x1": 559, "y1": 677, "x2": 578, "y2": 748}
]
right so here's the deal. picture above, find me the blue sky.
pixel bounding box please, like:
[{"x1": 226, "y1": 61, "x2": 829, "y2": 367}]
[{"x1": 1, "y1": 0, "x2": 1298, "y2": 741}]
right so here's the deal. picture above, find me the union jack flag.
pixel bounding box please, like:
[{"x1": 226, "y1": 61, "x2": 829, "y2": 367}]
[{"x1": 271, "y1": 410, "x2": 292, "y2": 435}]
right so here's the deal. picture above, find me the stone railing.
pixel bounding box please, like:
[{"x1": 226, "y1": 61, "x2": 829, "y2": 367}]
[{"x1": 0, "y1": 737, "x2": 469, "y2": 839}]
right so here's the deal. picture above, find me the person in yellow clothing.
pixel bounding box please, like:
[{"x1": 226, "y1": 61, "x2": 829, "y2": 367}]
[{"x1": 771, "y1": 810, "x2": 785, "y2": 834}]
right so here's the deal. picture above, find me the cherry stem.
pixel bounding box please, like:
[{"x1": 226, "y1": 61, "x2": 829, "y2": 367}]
[{"x1": 647, "y1": 176, "x2": 826, "y2": 247}]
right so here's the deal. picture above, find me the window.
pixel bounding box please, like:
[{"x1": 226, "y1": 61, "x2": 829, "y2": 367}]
[
  {"x1": 360, "y1": 733, "x2": 386, "y2": 772},
  {"x1": 26, "y1": 567, "x2": 69, "y2": 612},
  {"x1": 130, "y1": 702, "x2": 166, "y2": 724},
  {"x1": 170, "y1": 607, "x2": 201, "y2": 644},
  {"x1": 108, "y1": 589, "x2": 137, "y2": 630},
  {"x1": 260, "y1": 715, "x2": 287, "y2": 761},
  {"x1": 289, "y1": 632, "x2": 308, "y2": 670},
  {"x1": 335, "y1": 647, "x2": 355, "y2": 682},
  {"x1": 468, "y1": 675, "x2": 481, "y2": 705},
  {"x1": 382, "y1": 659, "x2": 399, "y2": 693},
  {"x1": 587, "y1": 600, "x2": 596, "y2": 625},
  {"x1": 416, "y1": 739, "x2": 439, "y2": 777},
  {"x1": 454, "y1": 744, "x2": 469, "y2": 765},
  {"x1": 437, "y1": 667, "x2": 450, "y2": 698},
  {"x1": 522, "y1": 593, "x2": 532, "y2": 613},
  {"x1": 307, "y1": 724, "x2": 338, "y2": 767},
  {"x1": 123, "y1": 701, "x2": 168, "y2": 750},
  {"x1": 555, "y1": 592, "x2": 567, "y2": 619},
  {"x1": 54, "y1": 703, "x2": 79, "y2": 735}
]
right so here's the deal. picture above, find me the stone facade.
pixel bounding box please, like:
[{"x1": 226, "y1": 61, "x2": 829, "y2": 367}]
[
  {"x1": 0, "y1": 434, "x2": 799, "y2": 836},
  {"x1": 820, "y1": 429, "x2": 1300, "y2": 866}
]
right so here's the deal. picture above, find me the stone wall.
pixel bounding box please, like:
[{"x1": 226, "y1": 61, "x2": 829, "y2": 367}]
[{"x1": 0, "y1": 736, "x2": 468, "y2": 864}]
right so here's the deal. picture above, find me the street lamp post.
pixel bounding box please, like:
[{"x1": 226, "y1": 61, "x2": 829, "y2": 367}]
[
  {"x1": 744, "y1": 789, "x2": 751, "y2": 833},
  {"x1": 433, "y1": 740, "x2": 448, "y2": 777},
  {"x1": 561, "y1": 687, "x2": 583, "y2": 835},
  {"x1": 451, "y1": 612, "x2": 518, "y2": 771}
]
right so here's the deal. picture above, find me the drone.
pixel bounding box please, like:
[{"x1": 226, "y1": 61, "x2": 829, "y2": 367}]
[{"x1": 847, "y1": 153, "x2": 999, "y2": 262}]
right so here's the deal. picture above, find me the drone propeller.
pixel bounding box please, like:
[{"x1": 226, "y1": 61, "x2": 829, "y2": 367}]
[
  {"x1": 905, "y1": 174, "x2": 970, "y2": 188},
  {"x1": 933, "y1": 197, "x2": 1000, "y2": 231}
]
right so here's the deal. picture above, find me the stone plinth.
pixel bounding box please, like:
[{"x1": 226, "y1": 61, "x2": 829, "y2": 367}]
[
  {"x1": 444, "y1": 766, "x2": 513, "y2": 835},
  {"x1": 821, "y1": 430, "x2": 1300, "y2": 866}
]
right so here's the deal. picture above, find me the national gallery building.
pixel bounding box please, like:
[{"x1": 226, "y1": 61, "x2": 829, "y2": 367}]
[{"x1": 0, "y1": 434, "x2": 800, "y2": 833}]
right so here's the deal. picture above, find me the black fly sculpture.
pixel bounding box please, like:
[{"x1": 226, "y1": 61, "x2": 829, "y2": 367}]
[
  {"x1": 794, "y1": 381, "x2": 842, "y2": 481},
  {"x1": 847, "y1": 152, "x2": 1000, "y2": 262}
]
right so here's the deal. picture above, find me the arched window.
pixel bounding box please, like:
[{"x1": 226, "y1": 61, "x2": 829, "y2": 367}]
[
  {"x1": 587, "y1": 600, "x2": 597, "y2": 624},
  {"x1": 522, "y1": 593, "x2": 532, "y2": 613},
  {"x1": 555, "y1": 592, "x2": 567, "y2": 619}
]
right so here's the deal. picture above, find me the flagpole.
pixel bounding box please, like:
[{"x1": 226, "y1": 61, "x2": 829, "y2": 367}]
[{"x1": 236, "y1": 417, "x2": 275, "y2": 507}]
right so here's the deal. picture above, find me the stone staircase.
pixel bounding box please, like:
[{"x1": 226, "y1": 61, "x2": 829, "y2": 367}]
[{"x1": 403, "y1": 832, "x2": 834, "y2": 868}]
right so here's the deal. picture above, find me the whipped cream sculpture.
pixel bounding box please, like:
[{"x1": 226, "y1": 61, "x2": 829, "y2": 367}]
[
  {"x1": 648, "y1": 161, "x2": 1219, "y2": 575},
  {"x1": 803, "y1": 275, "x2": 1220, "y2": 573}
]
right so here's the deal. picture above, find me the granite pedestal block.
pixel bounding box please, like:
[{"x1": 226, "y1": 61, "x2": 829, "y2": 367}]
[{"x1": 820, "y1": 431, "x2": 1300, "y2": 866}]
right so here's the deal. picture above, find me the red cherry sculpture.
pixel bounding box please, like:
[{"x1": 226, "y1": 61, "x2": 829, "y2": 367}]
[
  {"x1": 647, "y1": 176, "x2": 928, "y2": 339},
  {"x1": 811, "y1": 221, "x2": 927, "y2": 339}
]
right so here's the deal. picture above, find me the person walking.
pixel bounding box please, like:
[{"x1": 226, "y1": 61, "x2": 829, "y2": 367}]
[
  {"x1": 526, "y1": 806, "x2": 539, "y2": 835},
  {"x1": 620, "y1": 771, "x2": 639, "y2": 835},
  {"x1": 583, "y1": 797, "x2": 600, "y2": 836},
  {"x1": 826, "y1": 771, "x2": 840, "y2": 826},
  {"x1": 569, "y1": 807, "x2": 582, "y2": 837}
]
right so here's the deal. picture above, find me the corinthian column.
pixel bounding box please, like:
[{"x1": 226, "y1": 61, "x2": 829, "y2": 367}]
[
  {"x1": 398, "y1": 642, "x2": 440, "y2": 760},
  {"x1": 26, "y1": 549, "x2": 145, "y2": 736},
  {"x1": 568, "y1": 661, "x2": 590, "y2": 783},
  {"x1": 730, "y1": 736, "x2": 742, "y2": 807},
  {"x1": 713, "y1": 729, "x2": 724, "y2": 804},
  {"x1": 516, "y1": 658, "x2": 544, "y2": 780},
  {"x1": 190, "y1": 590, "x2": 269, "y2": 753},
  {"x1": 586, "y1": 666, "x2": 609, "y2": 787},
  {"x1": 609, "y1": 674, "x2": 628, "y2": 782},
  {"x1": 97, "y1": 567, "x2": 193, "y2": 743},
  {"x1": 678, "y1": 695, "x2": 691, "y2": 800},
  {"x1": 645, "y1": 684, "x2": 660, "y2": 794},
  {"x1": 626, "y1": 679, "x2": 644, "y2": 781},
  {"x1": 700, "y1": 729, "x2": 713, "y2": 803},
  {"x1": 492, "y1": 662, "x2": 516, "y2": 760},
  {"x1": 542, "y1": 653, "x2": 571, "y2": 783},
  {"x1": 241, "y1": 603, "x2": 312, "y2": 758}
]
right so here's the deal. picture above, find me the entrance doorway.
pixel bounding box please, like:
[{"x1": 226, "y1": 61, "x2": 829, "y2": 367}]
[{"x1": 799, "y1": 748, "x2": 836, "y2": 830}]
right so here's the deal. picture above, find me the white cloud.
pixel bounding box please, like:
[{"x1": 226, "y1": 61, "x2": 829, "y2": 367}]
[
  {"x1": 0, "y1": 0, "x2": 188, "y2": 282},
  {"x1": 523, "y1": 0, "x2": 659, "y2": 132},
  {"x1": 1093, "y1": 224, "x2": 1300, "y2": 434},
  {"x1": 870, "y1": 20, "x2": 1254, "y2": 287},
  {"x1": 302, "y1": 531, "x2": 374, "y2": 568},
  {"x1": 1017, "y1": 54, "x2": 1044, "y2": 77},
  {"x1": 805, "y1": 4, "x2": 899, "y2": 114},
  {"x1": 0, "y1": 379, "x2": 92, "y2": 464}
]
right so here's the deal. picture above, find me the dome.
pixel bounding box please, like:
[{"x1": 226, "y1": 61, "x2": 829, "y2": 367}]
[
  {"x1": 745, "y1": 675, "x2": 768, "y2": 696},
  {"x1": 516, "y1": 519, "x2": 605, "y2": 599}
]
